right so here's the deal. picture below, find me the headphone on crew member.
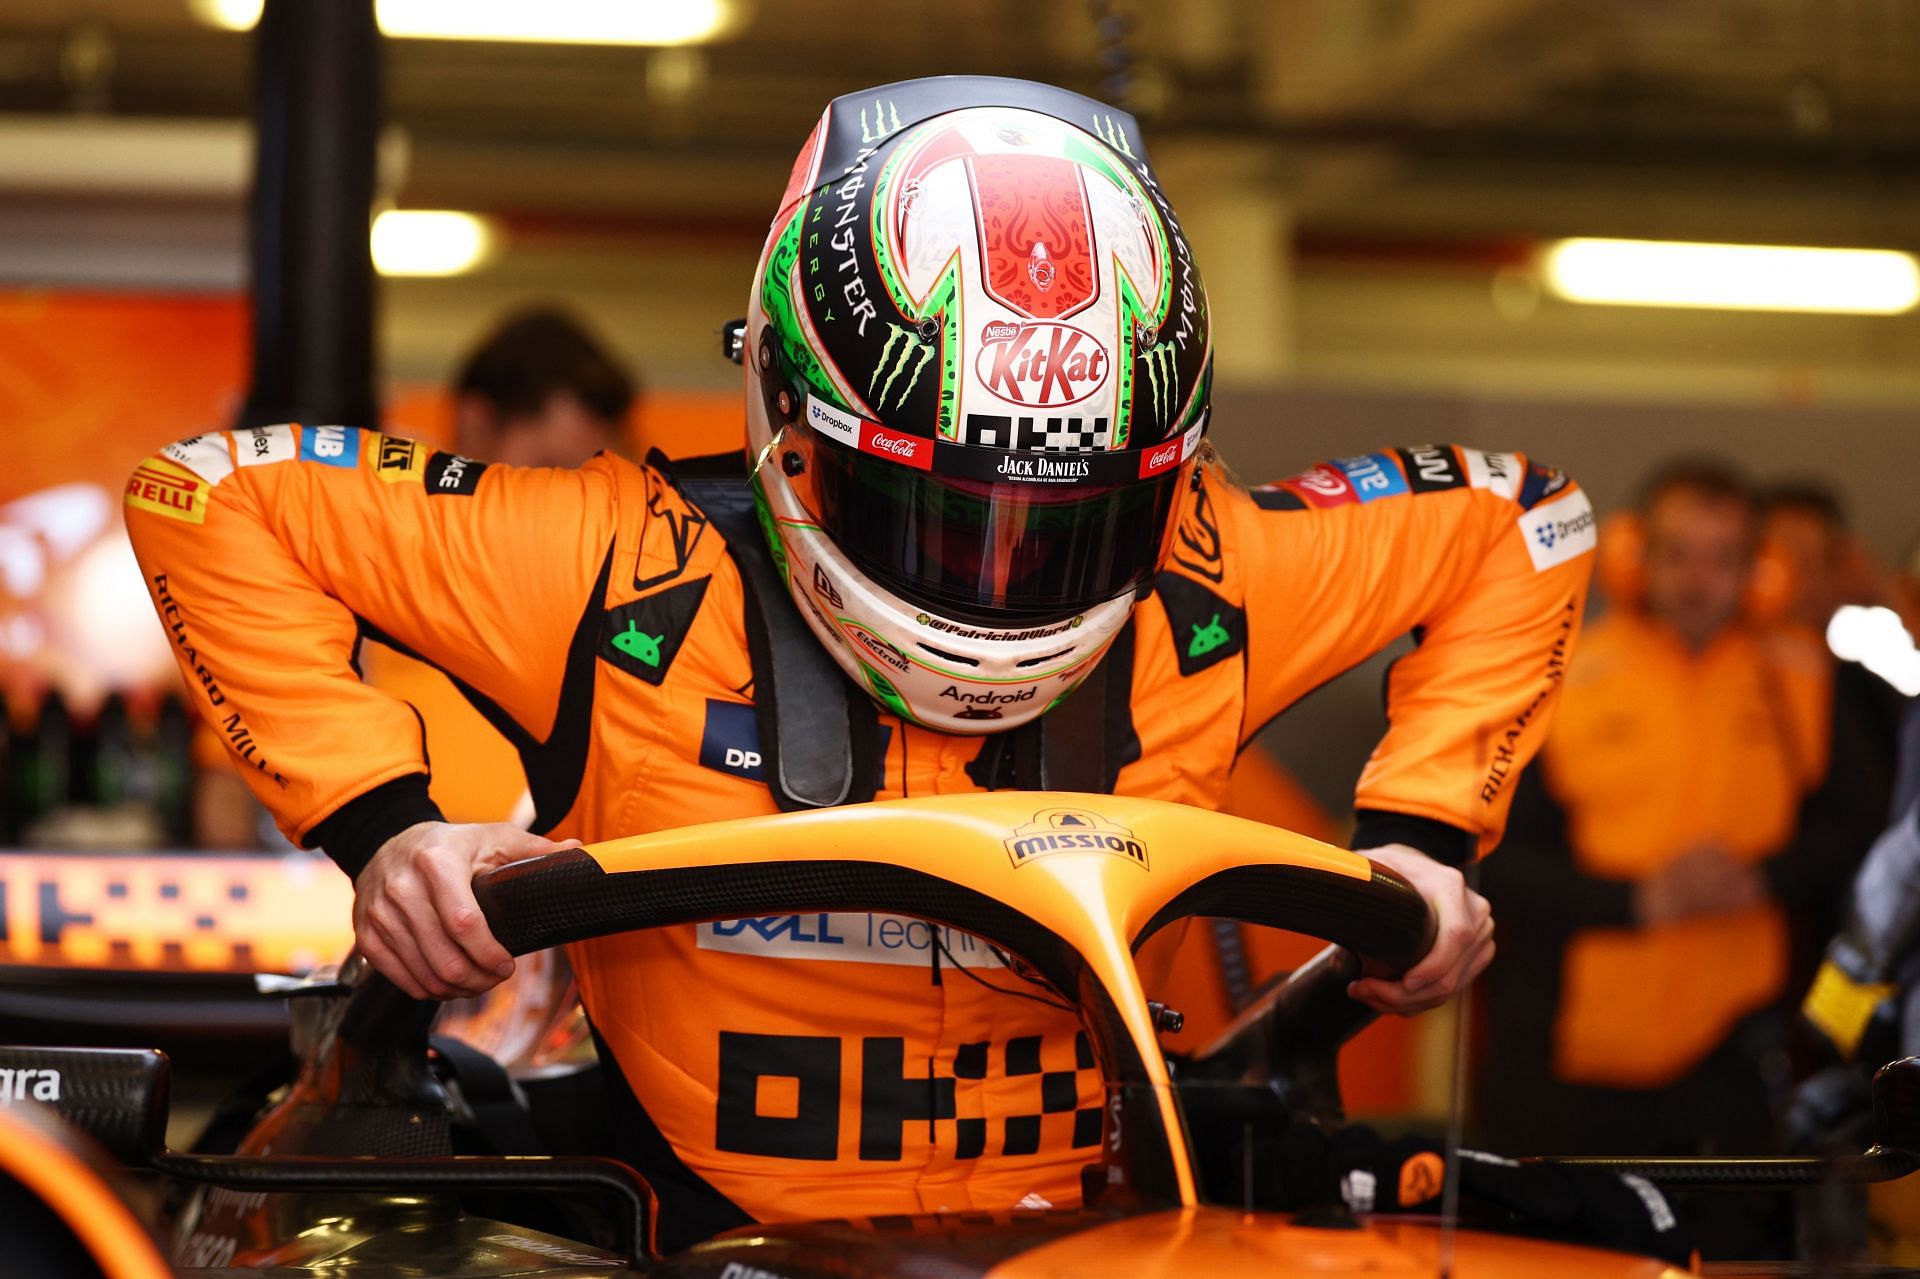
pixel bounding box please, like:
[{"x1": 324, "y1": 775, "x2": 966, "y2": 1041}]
[
  {"x1": 1595, "y1": 512, "x2": 1794, "y2": 622},
  {"x1": 1593, "y1": 460, "x2": 1794, "y2": 623}
]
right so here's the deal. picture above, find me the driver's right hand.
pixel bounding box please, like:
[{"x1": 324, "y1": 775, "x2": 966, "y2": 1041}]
[{"x1": 353, "y1": 821, "x2": 582, "y2": 1000}]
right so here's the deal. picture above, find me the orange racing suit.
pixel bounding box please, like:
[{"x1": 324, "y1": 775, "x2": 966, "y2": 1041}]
[{"x1": 125, "y1": 427, "x2": 1593, "y2": 1247}]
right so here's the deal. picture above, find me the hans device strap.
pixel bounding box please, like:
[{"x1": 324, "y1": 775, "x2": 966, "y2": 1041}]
[{"x1": 665, "y1": 452, "x2": 881, "y2": 811}]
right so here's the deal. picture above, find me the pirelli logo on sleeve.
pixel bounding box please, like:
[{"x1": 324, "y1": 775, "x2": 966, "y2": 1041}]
[{"x1": 126, "y1": 457, "x2": 209, "y2": 524}]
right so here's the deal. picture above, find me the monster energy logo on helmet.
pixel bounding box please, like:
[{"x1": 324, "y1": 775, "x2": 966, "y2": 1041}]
[
  {"x1": 861, "y1": 98, "x2": 904, "y2": 145},
  {"x1": 871, "y1": 323, "x2": 935, "y2": 413},
  {"x1": 1139, "y1": 338, "x2": 1179, "y2": 426},
  {"x1": 1091, "y1": 113, "x2": 1136, "y2": 158}
]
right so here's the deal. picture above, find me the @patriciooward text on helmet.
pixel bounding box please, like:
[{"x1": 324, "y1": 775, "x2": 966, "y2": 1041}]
[{"x1": 742, "y1": 75, "x2": 1213, "y2": 734}]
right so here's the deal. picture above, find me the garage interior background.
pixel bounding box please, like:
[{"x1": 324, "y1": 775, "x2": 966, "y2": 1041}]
[{"x1": 1, "y1": 0, "x2": 1917, "y2": 1117}]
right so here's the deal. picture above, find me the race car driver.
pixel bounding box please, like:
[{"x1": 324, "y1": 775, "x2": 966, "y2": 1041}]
[{"x1": 124, "y1": 76, "x2": 1596, "y2": 1249}]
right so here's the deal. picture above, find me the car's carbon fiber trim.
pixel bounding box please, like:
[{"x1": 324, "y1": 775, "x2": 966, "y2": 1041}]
[
  {"x1": 0, "y1": 1046, "x2": 169, "y2": 1164},
  {"x1": 1130, "y1": 864, "x2": 1435, "y2": 976},
  {"x1": 477, "y1": 852, "x2": 1090, "y2": 992}
]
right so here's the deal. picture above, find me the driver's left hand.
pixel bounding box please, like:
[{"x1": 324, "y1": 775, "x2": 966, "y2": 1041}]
[{"x1": 1346, "y1": 843, "x2": 1493, "y2": 1016}]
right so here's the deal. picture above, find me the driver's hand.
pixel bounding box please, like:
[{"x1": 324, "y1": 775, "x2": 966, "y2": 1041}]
[
  {"x1": 1346, "y1": 843, "x2": 1492, "y2": 1016},
  {"x1": 353, "y1": 821, "x2": 582, "y2": 1001}
]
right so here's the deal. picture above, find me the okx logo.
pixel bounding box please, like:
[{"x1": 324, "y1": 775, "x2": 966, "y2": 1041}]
[
  {"x1": 714, "y1": 1029, "x2": 1102, "y2": 1163},
  {"x1": 600, "y1": 577, "x2": 710, "y2": 686}
]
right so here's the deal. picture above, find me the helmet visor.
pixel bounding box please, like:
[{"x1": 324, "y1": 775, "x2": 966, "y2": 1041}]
[{"x1": 797, "y1": 435, "x2": 1190, "y2": 625}]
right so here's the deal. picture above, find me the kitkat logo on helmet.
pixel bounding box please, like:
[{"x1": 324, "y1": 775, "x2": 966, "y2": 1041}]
[{"x1": 974, "y1": 320, "x2": 1110, "y2": 408}]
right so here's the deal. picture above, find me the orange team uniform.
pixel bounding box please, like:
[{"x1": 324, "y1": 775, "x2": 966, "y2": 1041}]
[
  {"x1": 1538, "y1": 612, "x2": 1832, "y2": 1087},
  {"x1": 125, "y1": 428, "x2": 1593, "y2": 1248}
]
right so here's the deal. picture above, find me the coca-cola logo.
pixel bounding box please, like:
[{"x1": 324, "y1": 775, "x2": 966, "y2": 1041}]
[
  {"x1": 975, "y1": 321, "x2": 1109, "y2": 408},
  {"x1": 1138, "y1": 441, "x2": 1180, "y2": 478},
  {"x1": 858, "y1": 423, "x2": 931, "y2": 470},
  {"x1": 1293, "y1": 465, "x2": 1350, "y2": 497}
]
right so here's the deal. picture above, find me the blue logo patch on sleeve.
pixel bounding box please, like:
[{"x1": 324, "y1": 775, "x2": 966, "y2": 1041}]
[
  {"x1": 1332, "y1": 452, "x2": 1408, "y2": 503},
  {"x1": 700, "y1": 700, "x2": 766, "y2": 781},
  {"x1": 298, "y1": 425, "x2": 360, "y2": 468},
  {"x1": 1518, "y1": 458, "x2": 1572, "y2": 510}
]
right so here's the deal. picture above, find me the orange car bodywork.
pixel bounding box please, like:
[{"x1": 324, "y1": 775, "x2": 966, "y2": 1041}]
[
  {"x1": 984, "y1": 1209, "x2": 1688, "y2": 1278},
  {"x1": 0, "y1": 850, "x2": 351, "y2": 975},
  {"x1": 0, "y1": 1106, "x2": 172, "y2": 1279}
]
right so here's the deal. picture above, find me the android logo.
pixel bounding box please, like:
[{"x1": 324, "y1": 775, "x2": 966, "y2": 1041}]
[
  {"x1": 1187, "y1": 613, "x2": 1232, "y2": 659},
  {"x1": 613, "y1": 621, "x2": 664, "y2": 668}
]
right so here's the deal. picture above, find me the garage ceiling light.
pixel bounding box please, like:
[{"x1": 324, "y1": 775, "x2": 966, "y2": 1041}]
[
  {"x1": 370, "y1": 210, "x2": 495, "y2": 278},
  {"x1": 190, "y1": 0, "x2": 739, "y2": 46},
  {"x1": 1542, "y1": 238, "x2": 1920, "y2": 315}
]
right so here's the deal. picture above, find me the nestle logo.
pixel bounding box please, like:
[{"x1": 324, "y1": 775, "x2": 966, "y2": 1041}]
[{"x1": 975, "y1": 320, "x2": 1110, "y2": 408}]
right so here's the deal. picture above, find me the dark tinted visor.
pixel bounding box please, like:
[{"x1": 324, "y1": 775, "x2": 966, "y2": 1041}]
[{"x1": 802, "y1": 438, "x2": 1189, "y2": 625}]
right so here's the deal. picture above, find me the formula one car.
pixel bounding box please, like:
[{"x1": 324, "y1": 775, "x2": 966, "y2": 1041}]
[{"x1": 6, "y1": 793, "x2": 1920, "y2": 1277}]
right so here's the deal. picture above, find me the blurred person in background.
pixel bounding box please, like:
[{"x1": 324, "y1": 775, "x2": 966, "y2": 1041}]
[
  {"x1": 450, "y1": 306, "x2": 635, "y2": 468},
  {"x1": 1762, "y1": 483, "x2": 1908, "y2": 824},
  {"x1": 1477, "y1": 459, "x2": 1890, "y2": 1256},
  {"x1": 193, "y1": 305, "x2": 638, "y2": 847}
]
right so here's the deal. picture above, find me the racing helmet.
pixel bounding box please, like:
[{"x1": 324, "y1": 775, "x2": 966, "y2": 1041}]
[{"x1": 744, "y1": 76, "x2": 1212, "y2": 734}]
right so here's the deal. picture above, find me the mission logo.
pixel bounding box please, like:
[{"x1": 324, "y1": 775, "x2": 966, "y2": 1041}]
[{"x1": 1004, "y1": 808, "x2": 1149, "y2": 870}]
